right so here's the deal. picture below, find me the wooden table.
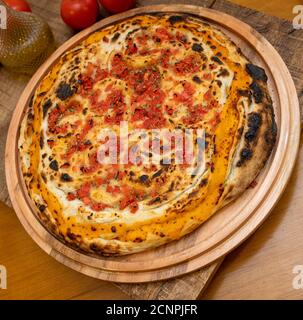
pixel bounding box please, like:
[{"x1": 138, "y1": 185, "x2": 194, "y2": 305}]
[{"x1": 0, "y1": 0, "x2": 302, "y2": 300}]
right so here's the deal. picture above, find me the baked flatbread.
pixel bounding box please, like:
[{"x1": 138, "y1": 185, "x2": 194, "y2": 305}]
[{"x1": 19, "y1": 14, "x2": 276, "y2": 255}]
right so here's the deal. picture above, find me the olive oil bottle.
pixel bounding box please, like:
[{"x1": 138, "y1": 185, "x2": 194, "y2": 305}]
[{"x1": 0, "y1": 0, "x2": 55, "y2": 74}]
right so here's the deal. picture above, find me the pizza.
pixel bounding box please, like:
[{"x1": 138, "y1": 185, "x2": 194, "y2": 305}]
[{"x1": 19, "y1": 13, "x2": 277, "y2": 255}]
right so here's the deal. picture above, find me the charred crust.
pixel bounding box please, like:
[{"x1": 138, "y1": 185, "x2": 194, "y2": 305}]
[
  {"x1": 192, "y1": 43, "x2": 203, "y2": 52},
  {"x1": 60, "y1": 173, "x2": 73, "y2": 182},
  {"x1": 250, "y1": 81, "x2": 263, "y2": 103},
  {"x1": 246, "y1": 63, "x2": 268, "y2": 82},
  {"x1": 245, "y1": 112, "x2": 262, "y2": 142},
  {"x1": 111, "y1": 226, "x2": 116, "y2": 233},
  {"x1": 89, "y1": 242, "x2": 119, "y2": 256},
  {"x1": 139, "y1": 174, "x2": 149, "y2": 184},
  {"x1": 237, "y1": 89, "x2": 250, "y2": 98},
  {"x1": 216, "y1": 80, "x2": 222, "y2": 87},
  {"x1": 90, "y1": 243, "x2": 98, "y2": 251},
  {"x1": 111, "y1": 32, "x2": 120, "y2": 42},
  {"x1": 236, "y1": 147, "x2": 255, "y2": 167},
  {"x1": 148, "y1": 196, "x2": 161, "y2": 205},
  {"x1": 211, "y1": 56, "x2": 223, "y2": 65},
  {"x1": 249, "y1": 112, "x2": 262, "y2": 128},
  {"x1": 38, "y1": 91, "x2": 46, "y2": 97},
  {"x1": 192, "y1": 75, "x2": 202, "y2": 84},
  {"x1": 169, "y1": 182, "x2": 174, "y2": 191},
  {"x1": 218, "y1": 68, "x2": 229, "y2": 77},
  {"x1": 241, "y1": 148, "x2": 253, "y2": 160},
  {"x1": 264, "y1": 107, "x2": 277, "y2": 153},
  {"x1": 66, "y1": 229, "x2": 77, "y2": 240},
  {"x1": 125, "y1": 27, "x2": 140, "y2": 39},
  {"x1": 40, "y1": 133, "x2": 44, "y2": 149},
  {"x1": 29, "y1": 95, "x2": 34, "y2": 109},
  {"x1": 199, "y1": 178, "x2": 208, "y2": 187},
  {"x1": 42, "y1": 99, "x2": 52, "y2": 118},
  {"x1": 168, "y1": 15, "x2": 185, "y2": 24},
  {"x1": 56, "y1": 82, "x2": 75, "y2": 101},
  {"x1": 152, "y1": 169, "x2": 163, "y2": 179},
  {"x1": 89, "y1": 243, "x2": 104, "y2": 255},
  {"x1": 49, "y1": 160, "x2": 59, "y2": 171},
  {"x1": 27, "y1": 111, "x2": 34, "y2": 122},
  {"x1": 38, "y1": 204, "x2": 46, "y2": 212}
]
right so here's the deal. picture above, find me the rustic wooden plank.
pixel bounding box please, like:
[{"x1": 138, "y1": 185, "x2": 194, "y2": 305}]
[{"x1": 117, "y1": 259, "x2": 223, "y2": 300}]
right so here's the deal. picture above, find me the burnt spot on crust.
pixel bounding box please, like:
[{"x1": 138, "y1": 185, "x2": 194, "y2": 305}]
[
  {"x1": 246, "y1": 63, "x2": 268, "y2": 82},
  {"x1": 192, "y1": 75, "x2": 202, "y2": 84},
  {"x1": 211, "y1": 56, "x2": 223, "y2": 65},
  {"x1": 56, "y1": 82, "x2": 75, "y2": 101},
  {"x1": 237, "y1": 148, "x2": 253, "y2": 167},
  {"x1": 38, "y1": 91, "x2": 47, "y2": 97},
  {"x1": 216, "y1": 80, "x2": 222, "y2": 87},
  {"x1": 49, "y1": 160, "x2": 59, "y2": 171},
  {"x1": 66, "y1": 229, "x2": 77, "y2": 240},
  {"x1": 111, "y1": 32, "x2": 120, "y2": 42},
  {"x1": 88, "y1": 242, "x2": 121, "y2": 256},
  {"x1": 27, "y1": 111, "x2": 34, "y2": 122},
  {"x1": 264, "y1": 105, "x2": 277, "y2": 153},
  {"x1": 89, "y1": 243, "x2": 99, "y2": 252},
  {"x1": 38, "y1": 204, "x2": 46, "y2": 212},
  {"x1": 40, "y1": 132, "x2": 44, "y2": 149},
  {"x1": 168, "y1": 15, "x2": 185, "y2": 24},
  {"x1": 245, "y1": 112, "x2": 262, "y2": 142},
  {"x1": 265, "y1": 118, "x2": 277, "y2": 146},
  {"x1": 250, "y1": 81, "x2": 263, "y2": 103},
  {"x1": 237, "y1": 89, "x2": 251, "y2": 98},
  {"x1": 199, "y1": 178, "x2": 208, "y2": 188},
  {"x1": 241, "y1": 148, "x2": 253, "y2": 160},
  {"x1": 111, "y1": 226, "x2": 116, "y2": 233},
  {"x1": 192, "y1": 43, "x2": 203, "y2": 52},
  {"x1": 28, "y1": 95, "x2": 34, "y2": 109},
  {"x1": 152, "y1": 169, "x2": 163, "y2": 179},
  {"x1": 217, "y1": 68, "x2": 230, "y2": 77},
  {"x1": 42, "y1": 99, "x2": 52, "y2": 118},
  {"x1": 60, "y1": 173, "x2": 73, "y2": 182},
  {"x1": 139, "y1": 174, "x2": 149, "y2": 184},
  {"x1": 125, "y1": 27, "x2": 140, "y2": 39},
  {"x1": 148, "y1": 196, "x2": 161, "y2": 205}
]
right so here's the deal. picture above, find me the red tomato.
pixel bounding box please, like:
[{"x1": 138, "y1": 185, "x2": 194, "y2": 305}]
[
  {"x1": 3, "y1": 0, "x2": 32, "y2": 12},
  {"x1": 99, "y1": 0, "x2": 135, "y2": 14},
  {"x1": 61, "y1": 0, "x2": 99, "y2": 30}
]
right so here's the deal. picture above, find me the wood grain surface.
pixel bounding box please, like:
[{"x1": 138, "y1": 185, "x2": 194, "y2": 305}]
[{"x1": 0, "y1": 0, "x2": 302, "y2": 300}]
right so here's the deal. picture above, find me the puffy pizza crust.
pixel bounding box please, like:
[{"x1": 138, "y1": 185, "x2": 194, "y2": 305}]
[
  {"x1": 19, "y1": 13, "x2": 276, "y2": 255},
  {"x1": 221, "y1": 78, "x2": 277, "y2": 207}
]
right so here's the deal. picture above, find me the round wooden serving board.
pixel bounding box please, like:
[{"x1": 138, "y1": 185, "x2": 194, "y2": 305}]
[{"x1": 5, "y1": 5, "x2": 300, "y2": 283}]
